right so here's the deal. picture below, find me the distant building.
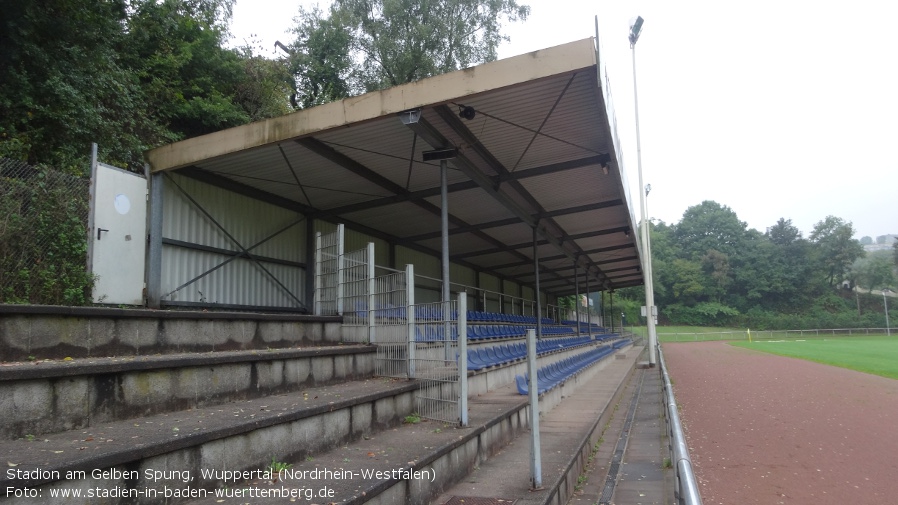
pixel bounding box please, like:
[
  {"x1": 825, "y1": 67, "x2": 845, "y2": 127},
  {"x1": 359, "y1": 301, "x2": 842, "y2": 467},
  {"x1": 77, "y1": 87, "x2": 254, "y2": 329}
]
[{"x1": 863, "y1": 234, "x2": 896, "y2": 252}]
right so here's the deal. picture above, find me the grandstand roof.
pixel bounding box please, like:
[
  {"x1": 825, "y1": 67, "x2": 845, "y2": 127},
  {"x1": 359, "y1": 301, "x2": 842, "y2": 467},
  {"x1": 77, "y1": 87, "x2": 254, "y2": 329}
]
[{"x1": 146, "y1": 38, "x2": 643, "y2": 296}]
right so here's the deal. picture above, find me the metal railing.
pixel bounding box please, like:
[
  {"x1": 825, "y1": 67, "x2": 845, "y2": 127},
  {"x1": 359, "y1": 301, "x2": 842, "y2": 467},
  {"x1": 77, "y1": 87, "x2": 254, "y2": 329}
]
[
  {"x1": 659, "y1": 346, "x2": 703, "y2": 505},
  {"x1": 411, "y1": 297, "x2": 467, "y2": 425},
  {"x1": 313, "y1": 225, "x2": 342, "y2": 315},
  {"x1": 642, "y1": 328, "x2": 895, "y2": 342}
]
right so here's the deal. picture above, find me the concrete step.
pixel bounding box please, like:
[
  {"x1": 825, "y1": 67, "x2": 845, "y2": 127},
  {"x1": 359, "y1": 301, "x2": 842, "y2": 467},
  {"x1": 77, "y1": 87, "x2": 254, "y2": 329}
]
[
  {"x1": 177, "y1": 344, "x2": 637, "y2": 505},
  {"x1": 0, "y1": 377, "x2": 418, "y2": 503},
  {"x1": 0, "y1": 305, "x2": 343, "y2": 361},
  {"x1": 1, "y1": 345, "x2": 375, "y2": 440}
]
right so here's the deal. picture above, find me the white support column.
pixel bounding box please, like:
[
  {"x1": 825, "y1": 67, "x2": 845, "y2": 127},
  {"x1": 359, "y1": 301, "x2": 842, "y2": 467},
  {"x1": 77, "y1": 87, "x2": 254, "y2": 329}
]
[
  {"x1": 527, "y1": 328, "x2": 542, "y2": 489},
  {"x1": 406, "y1": 264, "x2": 416, "y2": 378},
  {"x1": 367, "y1": 242, "x2": 375, "y2": 344},
  {"x1": 458, "y1": 291, "x2": 468, "y2": 427},
  {"x1": 336, "y1": 223, "x2": 345, "y2": 316},
  {"x1": 313, "y1": 231, "x2": 322, "y2": 315}
]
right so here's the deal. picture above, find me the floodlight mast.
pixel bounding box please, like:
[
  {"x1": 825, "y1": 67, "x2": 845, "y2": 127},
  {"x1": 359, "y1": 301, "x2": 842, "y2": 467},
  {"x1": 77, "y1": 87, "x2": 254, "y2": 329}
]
[
  {"x1": 884, "y1": 289, "x2": 891, "y2": 336},
  {"x1": 630, "y1": 15, "x2": 657, "y2": 366}
]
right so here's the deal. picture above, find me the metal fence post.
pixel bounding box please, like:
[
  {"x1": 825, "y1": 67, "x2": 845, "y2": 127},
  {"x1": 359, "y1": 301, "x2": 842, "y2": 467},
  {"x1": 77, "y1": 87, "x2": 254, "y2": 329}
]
[
  {"x1": 527, "y1": 328, "x2": 542, "y2": 489},
  {"x1": 336, "y1": 223, "x2": 345, "y2": 315},
  {"x1": 458, "y1": 292, "x2": 468, "y2": 427},
  {"x1": 367, "y1": 242, "x2": 376, "y2": 343},
  {"x1": 314, "y1": 232, "x2": 322, "y2": 315},
  {"x1": 406, "y1": 264, "x2": 416, "y2": 379}
]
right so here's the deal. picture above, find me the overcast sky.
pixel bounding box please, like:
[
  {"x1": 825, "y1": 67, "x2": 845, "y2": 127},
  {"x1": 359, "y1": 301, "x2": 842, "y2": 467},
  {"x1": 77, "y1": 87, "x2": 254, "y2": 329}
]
[{"x1": 228, "y1": 0, "x2": 897, "y2": 240}]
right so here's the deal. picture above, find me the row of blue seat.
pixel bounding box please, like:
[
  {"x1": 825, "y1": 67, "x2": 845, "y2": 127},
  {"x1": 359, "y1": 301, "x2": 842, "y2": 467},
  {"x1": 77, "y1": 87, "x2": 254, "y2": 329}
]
[
  {"x1": 464, "y1": 336, "x2": 593, "y2": 370},
  {"x1": 355, "y1": 304, "x2": 562, "y2": 326},
  {"x1": 515, "y1": 346, "x2": 616, "y2": 395},
  {"x1": 610, "y1": 338, "x2": 632, "y2": 350},
  {"x1": 416, "y1": 324, "x2": 587, "y2": 342},
  {"x1": 467, "y1": 311, "x2": 554, "y2": 325},
  {"x1": 561, "y1": 320, "x2": 607, "y2": 330}
]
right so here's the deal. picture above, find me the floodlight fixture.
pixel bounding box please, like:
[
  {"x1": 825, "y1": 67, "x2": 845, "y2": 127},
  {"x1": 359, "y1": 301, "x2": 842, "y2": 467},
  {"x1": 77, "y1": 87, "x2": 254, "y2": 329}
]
[
  {"x1": 422, "y1": 148, "x2": 458, "y2": 162},
  {"x1": 458, "y1": 105, "x2": 476, "y2": 120},
  {"x1": 629, "y1": 16, "x2": 644, "y2": 46},
  {"x1": 399, "y1": 109, "x2": 422, "y2": 125},
  {"x1": 598, "y1": 152, "x2": 612, "y2": 174},
  {"x1": 645, "y1": 183, "x2": 652, "y2": 196}
]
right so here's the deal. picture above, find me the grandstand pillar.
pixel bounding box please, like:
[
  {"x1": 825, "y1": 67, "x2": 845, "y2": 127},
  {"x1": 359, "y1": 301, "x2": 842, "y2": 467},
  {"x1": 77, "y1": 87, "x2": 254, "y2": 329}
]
[
  {"x1": 406, "y1": 264, "x2": 416, "y2": 378},
  {"x1": 533, "y1": 227, "x2": 542, "y2": 340},
  {"x1": 585, "y1": 273, "x2": 591, "y2": 333},
  {"x1": 526, "y1": 328, "x2": 542, "y2": 489},
  {"x1": 458, "y1": 292, "x2": 468, "y2": 426},
  {"x1": 574, "y1": 261, "x2": 582, "y2": 336},
  {"x1": 147, "y1": 170, "x2": 163, "y2": 309},
  {"x1": 305, "y1": 218, "x2": 316, "y2": 310}
]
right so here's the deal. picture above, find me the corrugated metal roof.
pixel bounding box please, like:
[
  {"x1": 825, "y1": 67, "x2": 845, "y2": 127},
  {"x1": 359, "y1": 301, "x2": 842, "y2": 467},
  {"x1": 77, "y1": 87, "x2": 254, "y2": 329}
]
[{"x1": 147, "y1": 38, "x2": 644, "y2": 296}]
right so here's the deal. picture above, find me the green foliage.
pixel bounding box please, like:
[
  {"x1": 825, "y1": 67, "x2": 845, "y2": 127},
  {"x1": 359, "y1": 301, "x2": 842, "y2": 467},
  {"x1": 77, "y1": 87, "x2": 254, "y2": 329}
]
[
  {"x1": 665, "y1": 302, "x2": 739, "y2": 327},
  {"x1": 287, "y1": 0, "x2": 530, "y2": 103},
  {"x1": 614, "y1": 203, "x2": 875, "y2": 330},
  {"x1": 852, "y1": 251, "x2": 896, "y2": 293},
  {"x1": 810, "y1": 215, "x2": 865, "y2": 287},
  {"x1": 0, "y1": 165, "x2": 94, "y2": 305},
  {"x1": 0, "y1": 0, "x2": 289, "y2": 172}
]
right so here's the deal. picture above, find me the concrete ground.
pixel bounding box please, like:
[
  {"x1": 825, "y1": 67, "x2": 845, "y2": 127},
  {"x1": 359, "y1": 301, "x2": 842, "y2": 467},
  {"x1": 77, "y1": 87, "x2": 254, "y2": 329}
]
[{"x1": 431, "y1": 345, "x2": 675, "y2": 505}]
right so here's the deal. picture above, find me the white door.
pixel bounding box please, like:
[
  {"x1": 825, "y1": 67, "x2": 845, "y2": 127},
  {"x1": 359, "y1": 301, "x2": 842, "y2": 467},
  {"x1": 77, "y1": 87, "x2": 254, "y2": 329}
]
[{"x1": 89, "y1": 163, "x2": 147, "y2": 304}]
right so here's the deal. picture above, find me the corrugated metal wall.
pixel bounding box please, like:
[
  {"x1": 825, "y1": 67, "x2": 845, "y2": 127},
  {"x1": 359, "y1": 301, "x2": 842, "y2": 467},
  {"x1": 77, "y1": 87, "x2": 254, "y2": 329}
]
[
  {"x1": 395, "y1": 246, "x2": 438, "y2": 303},
  {"x1": 160, "y1": 175, "x2": 555, "y2": 312},
  {"x1": 161, "y1": 173, "x2": 306, "y2": 308}
]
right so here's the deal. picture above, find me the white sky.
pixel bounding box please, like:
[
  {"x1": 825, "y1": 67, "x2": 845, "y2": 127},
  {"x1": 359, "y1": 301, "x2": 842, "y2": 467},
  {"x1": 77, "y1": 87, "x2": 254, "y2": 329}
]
[{"x1": 228, "y1": 0, "x2": 898, "y2": 240}]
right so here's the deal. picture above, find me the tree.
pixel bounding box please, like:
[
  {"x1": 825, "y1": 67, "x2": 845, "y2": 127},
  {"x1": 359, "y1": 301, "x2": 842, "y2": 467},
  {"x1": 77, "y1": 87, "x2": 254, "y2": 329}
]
[
  {"x1": 853, "y1": 251, "x2": 896, "y2": 293},
  {"x1": 0, "y1": 0, "x2": 149, "y2": 171},
  {"x1": 122, "y1": 0, "x2": 250, "y2": 140},
  {"x1": 701, "y1": 249, "x2": 730, "y2": 303},
  {"x1": 809, "y1": 216, "x2": 865, "y2": 287},
  {"x1": 767, "y1": 218, "x2": 802, "y2": 247},
  {"x1": 288, "y1": 5, "x2": 356, "y2": 108},
  {"x1": 673, "y1": 201, "x2": 748, "y2": 261},
  {"x1": 0, "y1": 0, "x2": 274, "y2": 171},
  {"x1": 288, "y1": 0, "x2": 530, "y2": 100}
]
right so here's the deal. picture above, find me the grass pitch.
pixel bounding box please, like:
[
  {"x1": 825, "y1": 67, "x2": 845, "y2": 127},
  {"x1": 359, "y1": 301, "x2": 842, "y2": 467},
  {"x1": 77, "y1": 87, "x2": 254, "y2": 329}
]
[{"x1": 731, "y1": 336, "x2": 898, "y2": 380}]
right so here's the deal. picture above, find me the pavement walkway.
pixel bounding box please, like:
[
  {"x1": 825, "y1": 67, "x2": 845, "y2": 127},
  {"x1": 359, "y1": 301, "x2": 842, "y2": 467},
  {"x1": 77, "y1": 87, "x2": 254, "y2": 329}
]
[{"x1": 432, "y1": 344, "x2": 675, "y2": 505}]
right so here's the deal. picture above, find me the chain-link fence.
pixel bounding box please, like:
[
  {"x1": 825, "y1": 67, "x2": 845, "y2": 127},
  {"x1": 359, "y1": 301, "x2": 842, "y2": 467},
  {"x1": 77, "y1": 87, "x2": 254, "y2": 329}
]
[{"x1": 0, "y1": 158, "x2": 93, "y2": 305}]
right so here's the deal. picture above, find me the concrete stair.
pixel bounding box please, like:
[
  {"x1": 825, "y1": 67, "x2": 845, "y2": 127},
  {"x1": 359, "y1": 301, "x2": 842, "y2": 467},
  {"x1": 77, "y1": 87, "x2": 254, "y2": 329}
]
[{"x1": 1, "y1": 306, "x2": 636, "y2": 505}]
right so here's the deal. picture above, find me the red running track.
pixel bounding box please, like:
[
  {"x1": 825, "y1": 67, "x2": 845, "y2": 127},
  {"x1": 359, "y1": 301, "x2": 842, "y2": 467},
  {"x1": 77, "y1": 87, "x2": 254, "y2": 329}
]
[{"x1": 663, "y1": 341, "x2": 898, "y2": 505}]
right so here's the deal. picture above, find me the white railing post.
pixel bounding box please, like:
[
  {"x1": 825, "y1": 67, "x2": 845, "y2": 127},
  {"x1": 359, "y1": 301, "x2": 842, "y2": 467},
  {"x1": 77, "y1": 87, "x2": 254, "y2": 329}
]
[
  {"x1": 458, "y1": 292, "x2": 468, "y2": 427},
  {"x1": 527, "y1": 328, "x2": 542, "y2": 489},
  {"x1": 314, "y1": 231, "x2": 322, "y2": 315},
  {"x1": 336, "y1": 224, "x2": 345, "y2": 316},
  {"x1": 406, "y1": 264, "x2": 416, "y2": 379},
  {"x1": 367, "y1": 242, "x2": 375, "y2": 343}
]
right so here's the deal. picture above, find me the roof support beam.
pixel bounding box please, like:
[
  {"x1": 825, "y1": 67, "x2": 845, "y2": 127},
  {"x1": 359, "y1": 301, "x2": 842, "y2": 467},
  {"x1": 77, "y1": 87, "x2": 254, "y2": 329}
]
[
  {"x1": 403, "y1": 115, "x2": 586, "y2": 294},
  {"x1": 310, "y1": 154, "x2": 606, "y2": 217},
  {"x1": 431, "y1": 104, "x2": 612, "y2": 285},
  {"x1": 483, "y1": 243, "x2": 633, "y2": 271},
  {"x1": 400, "y1": 199, "x2": 622, "y2": 244},
  {"x1": 453, "y1": 226, "x2": 631, "y2": 260},
  {"x1": 298, "y1": 136, "x2": 570, "y2": 288}
]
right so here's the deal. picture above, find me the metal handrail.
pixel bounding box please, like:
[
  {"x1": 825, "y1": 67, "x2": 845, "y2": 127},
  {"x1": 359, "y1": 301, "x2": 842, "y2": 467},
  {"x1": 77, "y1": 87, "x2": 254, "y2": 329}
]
[{"x1": 659, "y1": 346, "x2": 703, "y2": 505}]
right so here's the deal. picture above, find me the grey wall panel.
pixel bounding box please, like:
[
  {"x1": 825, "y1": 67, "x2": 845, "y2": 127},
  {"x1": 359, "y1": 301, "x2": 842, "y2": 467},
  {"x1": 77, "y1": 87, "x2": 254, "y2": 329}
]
[{"x1": 161, "y1": 173, "x2": 306, "y2": 308}]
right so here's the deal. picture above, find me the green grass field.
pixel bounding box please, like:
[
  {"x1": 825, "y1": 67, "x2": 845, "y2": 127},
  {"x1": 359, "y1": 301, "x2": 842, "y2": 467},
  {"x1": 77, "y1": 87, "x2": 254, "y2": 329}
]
[{"x1": 730, "y1": 336, "x2": 898, "y2": 379}]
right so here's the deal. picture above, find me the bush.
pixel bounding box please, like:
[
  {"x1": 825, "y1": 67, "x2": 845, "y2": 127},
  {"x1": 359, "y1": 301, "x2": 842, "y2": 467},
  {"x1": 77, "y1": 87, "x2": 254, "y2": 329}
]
[{"x1": 0, "y1": 161, "x2": 94, "y2": 305}]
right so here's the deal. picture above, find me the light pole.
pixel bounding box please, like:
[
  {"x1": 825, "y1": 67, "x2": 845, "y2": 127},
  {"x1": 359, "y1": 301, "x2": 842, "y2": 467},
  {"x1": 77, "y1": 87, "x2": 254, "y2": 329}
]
[
  {"x1": 630, "y1": 15, "x2": 657, "y2": 365},
  {"x1": 884, "y1": 289, "x2": 892, "y2": 336}
]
